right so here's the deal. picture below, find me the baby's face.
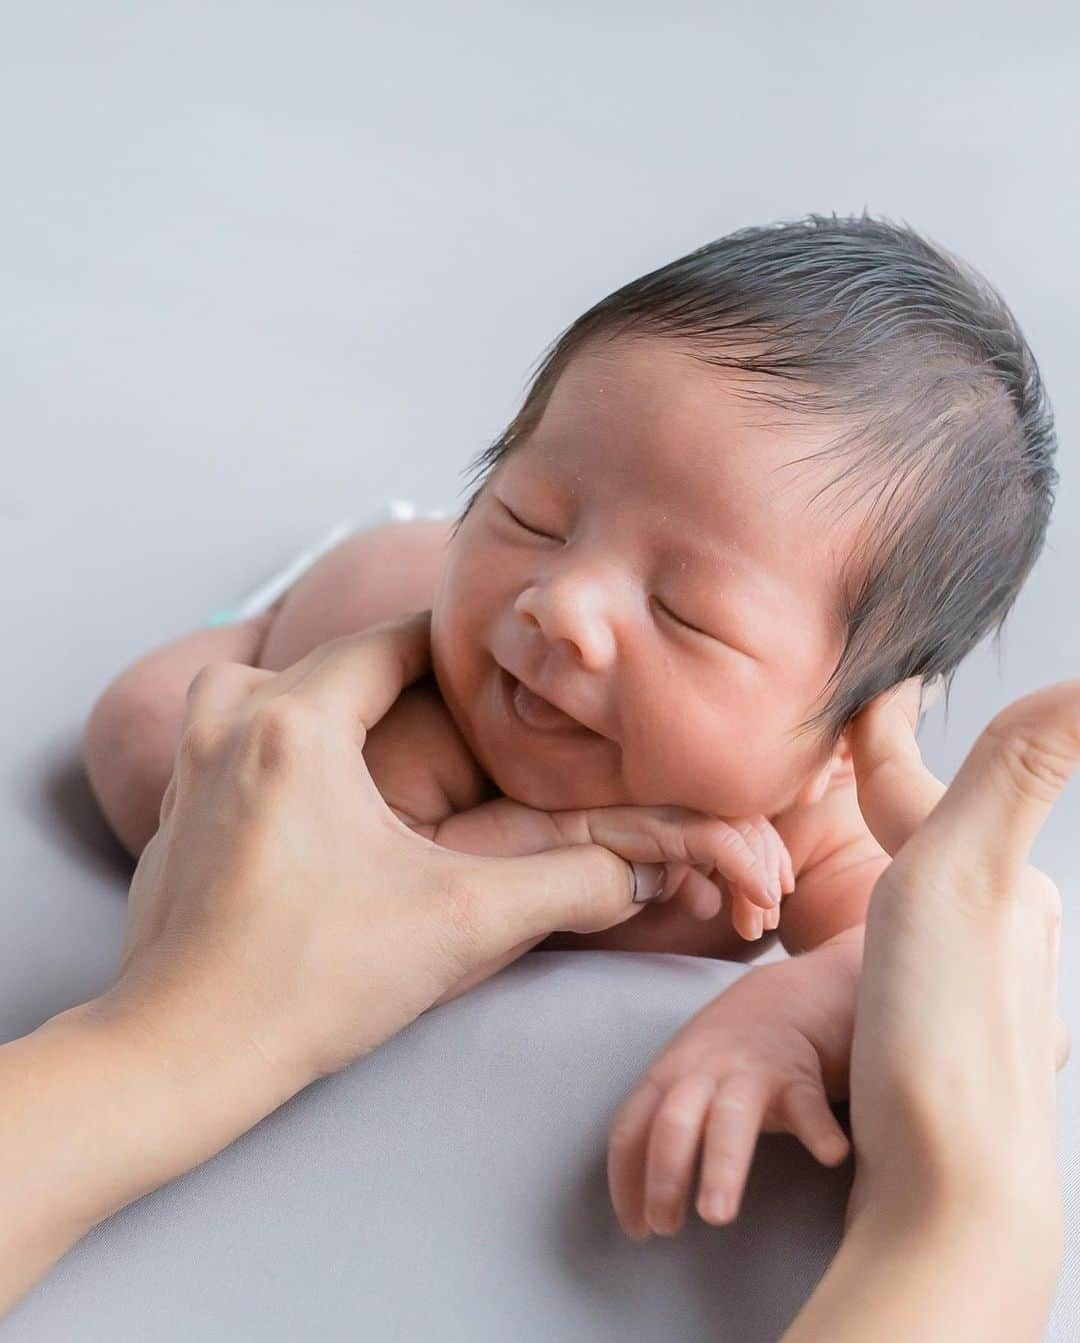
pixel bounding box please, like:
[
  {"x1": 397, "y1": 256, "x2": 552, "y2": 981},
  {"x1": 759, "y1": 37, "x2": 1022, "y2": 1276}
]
[{"x1": 431, "y1": 336, "x2": 862, "y2": 818}]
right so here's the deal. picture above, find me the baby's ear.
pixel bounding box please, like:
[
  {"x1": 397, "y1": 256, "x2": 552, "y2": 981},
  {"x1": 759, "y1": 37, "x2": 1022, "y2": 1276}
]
[
  {"x1": 794, "y1": 758, "x2": 835, "y2": 807},
  {"x1": 794, "y1": 735, "x2": 851, "y2": 807}
]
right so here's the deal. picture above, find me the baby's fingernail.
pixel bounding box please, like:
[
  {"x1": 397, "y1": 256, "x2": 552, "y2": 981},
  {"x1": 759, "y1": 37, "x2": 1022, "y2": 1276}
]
[{"x1": 631, "y1": 862, "x2": 665, "y2": 903}]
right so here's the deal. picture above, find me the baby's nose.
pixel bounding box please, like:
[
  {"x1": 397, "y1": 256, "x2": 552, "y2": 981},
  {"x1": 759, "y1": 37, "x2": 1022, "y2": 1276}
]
[{"x1": 513, "y1": 574, "x2": 622, "y2": 670}]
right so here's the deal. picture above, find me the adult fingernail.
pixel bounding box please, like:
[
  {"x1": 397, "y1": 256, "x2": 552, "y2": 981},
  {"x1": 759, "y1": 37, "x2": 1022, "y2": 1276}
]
[
  {"x1": 631, "y1": 862, "x2": 665, "y2": 903},
  {"x1": 699, "y1": 1194, "x2": 731, "y2": 1223}
]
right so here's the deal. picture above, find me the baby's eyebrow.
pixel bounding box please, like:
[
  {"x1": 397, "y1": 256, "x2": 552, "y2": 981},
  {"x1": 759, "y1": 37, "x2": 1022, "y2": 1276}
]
[
  {"x1": 667, "y1": 532, "x2": 767, "y2": 594},
  {"x1": 531, "y1": 465, "x2": 796, "y2": 625},
  {"x1": 668, "y1": 536, "x2": 803, "y2": 643}
]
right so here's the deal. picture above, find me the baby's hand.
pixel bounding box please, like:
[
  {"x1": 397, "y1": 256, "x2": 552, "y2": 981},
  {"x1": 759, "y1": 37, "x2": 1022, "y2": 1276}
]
[
  {"x1": 607, "y1": 978, "x2": 851, "y2": 1238},
  {"x1": 569, "y1": 807, "x2": 794, "y2": 938}
]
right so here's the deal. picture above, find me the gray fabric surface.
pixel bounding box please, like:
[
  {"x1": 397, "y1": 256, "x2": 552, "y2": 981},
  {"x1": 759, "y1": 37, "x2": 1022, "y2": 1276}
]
[
  {"x1": 3, "y1": 2, "x2": 1078, "y2": 1337},
  {"x1": 7, "y1": 951, "x2": 847, "y2": 1341}
]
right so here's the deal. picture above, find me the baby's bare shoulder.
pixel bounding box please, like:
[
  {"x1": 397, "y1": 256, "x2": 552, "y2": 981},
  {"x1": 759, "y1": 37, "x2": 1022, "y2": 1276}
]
[{"x1": 363, "y1": 675, "x2": 489, "y2": 827}]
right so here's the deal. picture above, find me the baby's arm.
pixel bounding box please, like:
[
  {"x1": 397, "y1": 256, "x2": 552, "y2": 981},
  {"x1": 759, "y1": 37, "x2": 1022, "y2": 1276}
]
[
  {"x1": 607, "y1": 775, "x2": 889, "y2": 1238},
  {"x1": 772, "y1": 760, "x2": 890, "y2": 955},
  {"x1": 413, "y1": 798, "x2": 791, "y2": 1006}
]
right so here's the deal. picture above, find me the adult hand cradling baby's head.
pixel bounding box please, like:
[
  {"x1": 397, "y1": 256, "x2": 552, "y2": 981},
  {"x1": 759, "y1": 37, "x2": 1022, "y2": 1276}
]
[
  {"x1": 105, "y1": 611, "x2": 662, "y2": 1088},
  {"x1": 843, "y1": 675, "x2": 1079, "y2": 1252}
]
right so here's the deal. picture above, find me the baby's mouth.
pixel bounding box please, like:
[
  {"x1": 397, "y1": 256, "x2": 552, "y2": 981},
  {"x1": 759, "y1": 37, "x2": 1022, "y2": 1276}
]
[
  {"x1": 499, "y1": 668, "x2": 599, "y2": 738},
  {"x1": 511, "y1": 677, "x2": 582, "y2": 732}
]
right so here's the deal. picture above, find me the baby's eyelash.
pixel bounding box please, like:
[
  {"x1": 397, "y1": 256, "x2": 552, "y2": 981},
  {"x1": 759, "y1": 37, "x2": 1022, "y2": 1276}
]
[
  {"x1": 499, "y1": 500, "x2": 560, "y2": 541},
  {"x1": 653, "y1": 597, "x2": 722, "y2": 644}
]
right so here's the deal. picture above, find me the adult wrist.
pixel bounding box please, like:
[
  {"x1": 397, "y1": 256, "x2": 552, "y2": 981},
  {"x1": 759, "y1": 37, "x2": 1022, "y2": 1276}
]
[
  {"x1": 786, "y1": 1200, "x2": 1060, "y2": 1342},
  {"x1": 72, "y1": 980, "x2": 310, "y2": 1216},
  {"x1": 866, "y1": 1199, "x2": 1059, "y2": 1322},
  {"x1": 0, "y1": 995, "x2": 311, "y2": 1316}
]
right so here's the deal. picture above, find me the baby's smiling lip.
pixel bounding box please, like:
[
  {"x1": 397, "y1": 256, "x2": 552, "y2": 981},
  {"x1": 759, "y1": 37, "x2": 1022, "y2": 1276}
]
[{"x1": 495, "y1": 663, "x2": 607, "y2": 740}]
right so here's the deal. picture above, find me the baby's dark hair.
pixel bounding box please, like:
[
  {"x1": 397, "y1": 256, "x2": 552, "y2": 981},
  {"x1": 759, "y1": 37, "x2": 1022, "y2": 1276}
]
[{"x1": 458, "y1": 211, "x2": 1058, "y2": 750}]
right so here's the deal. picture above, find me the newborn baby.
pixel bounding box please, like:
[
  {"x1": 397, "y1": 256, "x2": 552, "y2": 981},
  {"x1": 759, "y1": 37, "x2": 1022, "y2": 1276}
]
[{"x1": 83, "y1": 212, "x2": 1058, "y2": 1237}]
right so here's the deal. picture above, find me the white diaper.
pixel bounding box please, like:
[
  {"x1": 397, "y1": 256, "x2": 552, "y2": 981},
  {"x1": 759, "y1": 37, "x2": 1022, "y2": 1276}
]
[{"x1": 205, "y1": 499, "x2": 451, "y2": 627}]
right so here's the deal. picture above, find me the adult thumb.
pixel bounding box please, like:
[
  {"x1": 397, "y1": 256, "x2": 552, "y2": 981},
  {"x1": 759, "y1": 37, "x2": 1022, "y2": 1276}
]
[
  {"x1": 848, "y1": 678, "x2": 947, "y2": 857},
  {"x1": 921, "y1": 679, "x2": 1080, "y2": 876},
  {"x1": 442, "y1": 845, "x2": 665, "y2": 961}
]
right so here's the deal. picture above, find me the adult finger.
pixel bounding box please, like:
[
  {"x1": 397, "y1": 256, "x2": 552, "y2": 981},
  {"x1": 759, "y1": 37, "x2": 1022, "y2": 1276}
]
[
  {"x1": 440, "y1": 843, "x2": 664, "y2": 959},
  {"x1": 848, "y1": 678, "x2": 946, "y2": 857},
  {"x1": 182, "y1": 660, "x2": 269, "y2": 730},
  {"x1": 921, "y1": 680, "x2": 1080, "y2": 875},
  {"x1": 678, "y1": 868, "x2": 724, "y2": 921},
  {"x1": 1057, "y1": 1018, "x2": 1071, "y2": 1071},
  {"x1": 253, "y1": 610, "x2": 433, "y2": 743},
  {"x1": 656, "y1": 861, "x2": 687, "y2": 905},
  {"x1": 579, "y1": 809, "x2": 774, "y2": 910},
  {"x1": 172, "y1": 663, "x2": 272, "y2": 791}
]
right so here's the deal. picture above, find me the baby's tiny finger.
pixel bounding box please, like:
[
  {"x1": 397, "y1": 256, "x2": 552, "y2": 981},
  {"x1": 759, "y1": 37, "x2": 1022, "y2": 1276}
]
[
  {"x1": 608, "y1": 1081, "x2": 664, "y2": 1240},
  {"x1": 778, "y1": 835, "x2": 796, "y2": 894},
  {"x1": 731, "y1": 893, "x2": 765, "y2": 941},
  {"x1": 779, "y1": 1080, "x2": 851, "y2": 1166},
  {"x1": 760, "y1": 822, "x2": 795, "y2": 898},
  {"x1": 680, "y1": 819, "x2": 770, "y2": 910},
  {"x1": 738, "y1": 818, "x2": 768, "y2": 882},
  {"x1": 762, "y1": 899, "x2": 781, "y2": 933},
  {"x1": 759, "y1": 821, "x2": 785, "y2": 905},
  {"x1": 643, "y1": 1075, "x2": 716, "y2": 1236},
  {"x1": 697, "y1": 1078, "x2": 770, "y2": 1225},
  {"x1": 730, "y1": 818, "x2": 778, "y2": 910}
]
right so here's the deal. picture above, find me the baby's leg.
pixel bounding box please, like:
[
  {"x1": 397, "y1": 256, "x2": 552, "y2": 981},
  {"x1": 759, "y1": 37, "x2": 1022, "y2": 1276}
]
[
  {"x1": 82, "y1": 614, "x2": 275, "y2": 858},
  {"x1": 257, "y1": 518, "x2": 451, "y2": 671},
  {"x1": 83, "y1": 518, "x2": 454, "y2": 858}
]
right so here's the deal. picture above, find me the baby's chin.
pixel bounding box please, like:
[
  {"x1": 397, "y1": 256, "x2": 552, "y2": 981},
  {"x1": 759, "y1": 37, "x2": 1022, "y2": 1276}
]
[
  {"x1": 483, "y1": 744, "x2": 781, "y2": 820},
  {"x1": 479, "y1": 749, "x2": 627, "y2": 812}
]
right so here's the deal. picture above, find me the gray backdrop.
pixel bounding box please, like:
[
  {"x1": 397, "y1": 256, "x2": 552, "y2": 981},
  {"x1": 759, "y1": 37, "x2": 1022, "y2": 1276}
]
[{"x1": 2, "y1": 2, "x2": 1078, "y2": 1338}]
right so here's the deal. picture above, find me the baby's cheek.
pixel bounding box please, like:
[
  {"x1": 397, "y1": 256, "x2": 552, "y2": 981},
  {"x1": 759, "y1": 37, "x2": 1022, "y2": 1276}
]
[{"x1": 642, "y1": 726, "x2": 801, "y2": 818}]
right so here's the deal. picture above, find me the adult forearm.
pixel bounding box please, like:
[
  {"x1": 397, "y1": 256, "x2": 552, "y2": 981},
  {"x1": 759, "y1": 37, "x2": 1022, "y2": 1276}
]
[
  {"x1": 0, "y1": 995, "x2": 298, "y2": 1315},
  {"x1": 783, "y1": 1205, "x2": 1060, "y2": 1342},
  {"x1": 781, "y1": 926, "x2": 1059, "y2": 1341}
]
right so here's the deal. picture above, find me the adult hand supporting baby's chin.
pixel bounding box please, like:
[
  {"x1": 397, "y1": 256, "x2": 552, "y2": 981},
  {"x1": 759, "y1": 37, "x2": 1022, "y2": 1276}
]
[
  {"x1": 841, "y1": 675, "x2": 1079, "y2": 1257},
  {"x1": 105, "y1": 610, "x2": 662, "y2": 1089}
]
